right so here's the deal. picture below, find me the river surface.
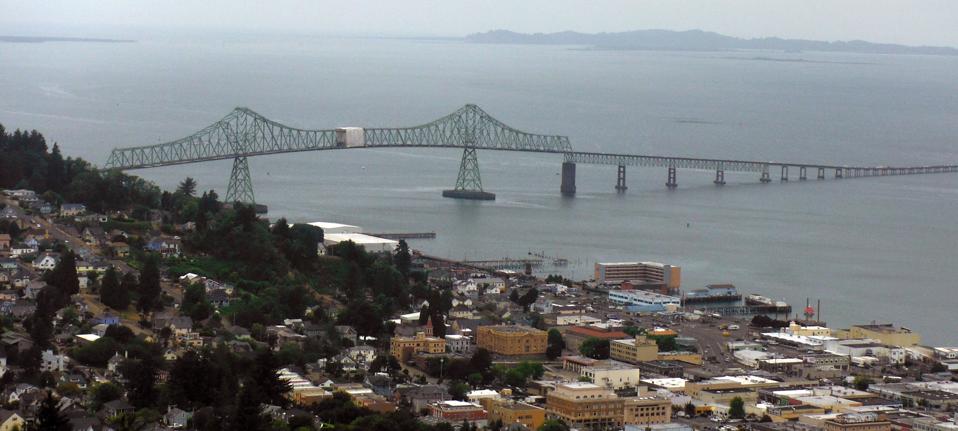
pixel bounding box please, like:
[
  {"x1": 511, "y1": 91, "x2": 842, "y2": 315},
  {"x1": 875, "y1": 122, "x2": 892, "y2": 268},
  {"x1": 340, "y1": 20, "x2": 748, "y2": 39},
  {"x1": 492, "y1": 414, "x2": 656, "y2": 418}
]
[{"x1": 1, "y1": 34, "x2": 957, "y2": 344}]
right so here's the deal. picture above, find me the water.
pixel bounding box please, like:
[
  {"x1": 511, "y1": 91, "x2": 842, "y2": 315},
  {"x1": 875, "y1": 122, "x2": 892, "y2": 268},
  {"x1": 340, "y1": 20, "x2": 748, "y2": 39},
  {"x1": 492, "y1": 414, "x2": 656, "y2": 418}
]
[{"x1": 2, "y1": 34, "x2": 957, "y2": 344}]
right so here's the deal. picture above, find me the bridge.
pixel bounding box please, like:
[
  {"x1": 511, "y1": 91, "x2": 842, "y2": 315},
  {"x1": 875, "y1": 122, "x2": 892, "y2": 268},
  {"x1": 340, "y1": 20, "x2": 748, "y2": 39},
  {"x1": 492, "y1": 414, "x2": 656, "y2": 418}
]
[{"x1": 104, "y1": 105, "x2": 958, "y2": 205}]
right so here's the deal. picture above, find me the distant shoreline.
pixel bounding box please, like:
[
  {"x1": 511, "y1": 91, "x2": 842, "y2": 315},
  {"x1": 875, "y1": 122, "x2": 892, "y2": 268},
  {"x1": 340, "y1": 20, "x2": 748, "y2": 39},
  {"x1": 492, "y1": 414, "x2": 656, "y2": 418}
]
[
  {"x1": 465, "y1": 29, "x2": 958, "y2": 56},
  {"x1": 0, "y1": 35, "x2": 135, "y2": 44}
]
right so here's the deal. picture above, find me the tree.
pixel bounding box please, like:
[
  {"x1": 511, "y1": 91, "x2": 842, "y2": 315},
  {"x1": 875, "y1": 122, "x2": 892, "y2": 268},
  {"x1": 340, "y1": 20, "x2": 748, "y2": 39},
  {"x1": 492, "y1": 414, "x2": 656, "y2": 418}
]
[
  {"x1": 100, "y1": 267, "x2": 130, "y2": 310},
  {"x1": 537, "y1": 419, "x2": 570, "y2": 431},
  {"x1": 546, "y1": 328, "x2": 565, "y2": 360},
  {"x1": 684, "y1": 402, "x2": 696, "y2": 417},
  {"x1": 35, "y1": 391, "x2": 70, "y2": 431},
  {"x1": 180, "y1": 284, "x2": 213, "y2": 321},
  {"x1": 509, "y1": 289, "x2": 520, "y2": 303},
  {"x1": 853, "y1": 375, "x2": 874, "y2": 391},
  {"x1": 248, "y1": 350, "x2": 291, "y2": 408},
  {"x1": 46, "y1": 250, "x2": 79, "y2": 295},
  {"x1": 136, "y1": 254, "x2": 161, "y2": 313},
  {"x1": 448, "y1": 380, "x2": 470, "y2": 401},
  {"x1": 729, "y1": 396, "x2": 745, "y2": 419},
  {"x1": 90, "y1": 382, "x2": 123, "y2": 410},
  {"x1": 176, "y1": 177, "x2": 197, "y2": 197},
  {"x1": 579, "y1": 337, "x2": 610, "y2": 359},
  {"x1": 121, "y1": 354, "x2": 160, "y2": 408},
  {"x1": 395, "y1": 240, "x2": 411, "y2": 277}
]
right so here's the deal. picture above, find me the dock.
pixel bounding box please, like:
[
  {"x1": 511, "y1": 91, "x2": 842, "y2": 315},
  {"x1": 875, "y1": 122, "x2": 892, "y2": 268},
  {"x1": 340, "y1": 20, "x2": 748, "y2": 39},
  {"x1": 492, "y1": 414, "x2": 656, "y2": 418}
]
[{"x1": 463, "y1": 258, "x2": 543, "y2": 270}]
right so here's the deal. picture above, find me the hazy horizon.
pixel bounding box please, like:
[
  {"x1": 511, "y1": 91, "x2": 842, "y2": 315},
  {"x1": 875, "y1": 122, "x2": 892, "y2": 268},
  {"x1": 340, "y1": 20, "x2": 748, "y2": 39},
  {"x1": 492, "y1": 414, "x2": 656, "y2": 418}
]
[{"x1": 2, "y1": 0, "x2": 958, "y2": 48}]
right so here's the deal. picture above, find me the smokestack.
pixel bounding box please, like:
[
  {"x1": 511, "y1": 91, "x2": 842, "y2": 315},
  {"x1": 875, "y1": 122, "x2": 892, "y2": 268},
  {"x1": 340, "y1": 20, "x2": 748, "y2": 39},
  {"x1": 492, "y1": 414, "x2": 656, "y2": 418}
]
[{"x1": 817, "y1": 299, "x2": 821, "y2": 323}]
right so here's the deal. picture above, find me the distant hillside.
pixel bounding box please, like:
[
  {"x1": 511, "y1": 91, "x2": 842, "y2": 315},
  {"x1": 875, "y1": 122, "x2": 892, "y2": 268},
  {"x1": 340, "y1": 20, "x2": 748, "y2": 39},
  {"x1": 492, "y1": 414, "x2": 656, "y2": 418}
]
[
  {"x1": 465, "y1": 29, "x2": 958, "y2": 56},
  {"x1": 0, "y1": 35, "x2": 134, "y2": 44}
]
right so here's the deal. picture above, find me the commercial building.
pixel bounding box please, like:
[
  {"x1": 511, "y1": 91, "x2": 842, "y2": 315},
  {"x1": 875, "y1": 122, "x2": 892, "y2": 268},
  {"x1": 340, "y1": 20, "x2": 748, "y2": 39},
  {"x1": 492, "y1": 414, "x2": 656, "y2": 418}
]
[
  {"x1": 580, "y1": 361, "x2": 643, "y2": 390},
  {"x1": 487, "y1": 400, "x2": 546, "y2": 430},
  {"x1": 429, "y1": 400, "x2": 487, "y2": 422},
  {"x1": 824, "y1": 413, "x2": 891, "y2": 431},
  {"x1": 608, "y1": 290, "x2": 681, "y2": 312},
  {"x1": 846, "y1": 324, "x2": 921, "y2": 347},
  {"x1": 611, "y1": 335, "x2": 660, "y2": 363},
  {"x1": 546, "y1": 382, "x2": 624, "y2": 431},
  {"x1": 595, "y1": 262, "x2": 681, "y2": 289},
  {"x1": 476, "y1": 325, "x2": 547, "y2": 356},
  {"x1": 390, "y1": 332, "x2": 445, "y2": 361},
  {"x1": 623, "y1": 396, "x2": 672, "y2": 426},
  {"x1": 564, "y1": 325, "x2": 630, "y2": 352}
]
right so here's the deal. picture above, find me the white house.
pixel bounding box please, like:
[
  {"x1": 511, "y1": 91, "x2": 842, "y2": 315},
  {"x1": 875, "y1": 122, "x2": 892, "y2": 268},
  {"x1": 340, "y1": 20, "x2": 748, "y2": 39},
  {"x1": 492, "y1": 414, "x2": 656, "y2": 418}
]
[
  {"x1": 41, "y1": 350, "x2": 69, "y2": 372},
  {"x1": 446, "y1": 334, "x2": 471, "y2": 353},
  {"x1": 33, "y1": 253, "x2": 59, "y2": 271}
]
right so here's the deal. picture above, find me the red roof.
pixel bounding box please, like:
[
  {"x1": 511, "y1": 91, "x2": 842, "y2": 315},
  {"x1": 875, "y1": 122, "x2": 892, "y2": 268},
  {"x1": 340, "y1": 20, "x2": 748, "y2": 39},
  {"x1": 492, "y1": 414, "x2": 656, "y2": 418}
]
[{"x1": 567, "y1": 326, "x2": 628, "y2": 339}]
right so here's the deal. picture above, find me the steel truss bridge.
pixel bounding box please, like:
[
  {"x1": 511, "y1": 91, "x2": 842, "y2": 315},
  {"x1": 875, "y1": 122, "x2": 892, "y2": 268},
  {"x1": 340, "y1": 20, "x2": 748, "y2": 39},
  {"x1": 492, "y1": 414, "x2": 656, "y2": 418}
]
[{"x1": 104, "y1": 105, "x2": 958, "y2": 204}]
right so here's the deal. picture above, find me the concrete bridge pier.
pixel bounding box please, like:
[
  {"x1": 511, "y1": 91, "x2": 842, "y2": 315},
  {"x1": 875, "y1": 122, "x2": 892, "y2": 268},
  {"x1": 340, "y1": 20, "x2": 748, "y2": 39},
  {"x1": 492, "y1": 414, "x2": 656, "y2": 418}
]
[
  {"x1": 799, "y1": 167, "x2": 807, "y2": 180},
  {"x1": 714, "y1": 169, "x2": 725, "y2": 185},
  {"x1": 666, "y1": 166, "x2": 678, "y2": 189},
  {"x1": 817, "y1": 167, "x2": 825, "y2": 179},
  {"x1": 760, "y1": 165, "x2": 771, "y2": 183},
  {"x1": 835, "y1": 168, "x2": 844, "y2": 179},
  {"x1": 560, "y1": 162, "x2": 576, "y2": 196},
  {"x1": 615, "y1": 165, "x2": 627, "y2": 192},
  {"x1": 780, "y1": 165, "x2": 789, "y2": 181}
]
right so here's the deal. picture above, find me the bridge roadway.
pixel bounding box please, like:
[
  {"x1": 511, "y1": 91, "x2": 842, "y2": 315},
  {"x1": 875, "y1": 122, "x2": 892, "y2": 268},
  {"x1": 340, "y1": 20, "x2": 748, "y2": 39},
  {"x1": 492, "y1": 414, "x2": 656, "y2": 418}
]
[{"x1": 103, "y1": 104, "x2": 958, "y2": 204}]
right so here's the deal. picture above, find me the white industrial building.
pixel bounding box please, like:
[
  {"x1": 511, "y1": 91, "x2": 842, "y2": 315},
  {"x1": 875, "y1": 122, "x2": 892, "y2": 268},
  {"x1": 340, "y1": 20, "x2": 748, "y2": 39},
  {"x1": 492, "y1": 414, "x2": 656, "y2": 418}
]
[{"x1": 324, "y1": 233, "x2": 398, "y2": 253}]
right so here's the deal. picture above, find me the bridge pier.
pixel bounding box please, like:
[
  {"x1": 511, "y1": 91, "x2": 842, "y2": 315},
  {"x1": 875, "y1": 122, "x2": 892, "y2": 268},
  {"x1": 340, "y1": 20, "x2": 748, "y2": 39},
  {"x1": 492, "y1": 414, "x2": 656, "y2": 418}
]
[
  {"x1": 666, "y1": 166, "x2": 678, "y2": 189},
  {"x1": 835, "y1": 168, "x2": 843, "y2": 179},
  {"x1": 760, "y1": 165, "x2": 771, "y2": 183},
  {"x1": 443, "y1": 147, "x2": 495, "y2": 200},
  {"x1": 714, "y1": 169, "x2": 725, "y2": 185},
  {"x1": 817, "y1": 167, "x2": 825, "y2": 180},
  {"x1": 225, "y1": 156, "x2": 256, "y2": 205},
  {"x1": 799, "y1": 167, "x2": 807, "y2": 180},
  {"x1": 560, "y1": 162, "x2": 576, "y2": 196},
  {"x1": 780, "y1": 166, "x2": 789, "y2": 182},
  {"x1": 615, "y1": 165, "x2": 627, "y2": 192}
]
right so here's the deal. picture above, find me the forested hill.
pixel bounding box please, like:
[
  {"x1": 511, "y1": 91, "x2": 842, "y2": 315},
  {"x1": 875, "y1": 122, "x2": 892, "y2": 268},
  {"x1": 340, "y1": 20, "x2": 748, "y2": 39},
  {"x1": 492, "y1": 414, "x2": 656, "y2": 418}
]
[{"x1": 465, "y1": 29, "x2": 958, "y2": 55}]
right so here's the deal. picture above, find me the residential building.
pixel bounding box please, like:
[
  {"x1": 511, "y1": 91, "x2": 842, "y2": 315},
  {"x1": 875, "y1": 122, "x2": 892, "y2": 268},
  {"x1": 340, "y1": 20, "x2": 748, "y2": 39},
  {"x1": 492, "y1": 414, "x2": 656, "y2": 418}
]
[
  {"x1": 611, "y1": 335, "x2": 660, "y2": 363},
  {"x1": 476, "y1": 325, "x2": 547, "y2": 356},
  {"x1": 594, "y1": 261, "x2": 681, "y2": 289},
  {"x1": 0, "y1": 410, "x2": 26, "y2": 431},
  {"x1": 546, "y1": 382, "x2": 623, "y2": 431},
  {"x1": 0, "y1": 234, "x2": 9, "y2": 251},
  {"x1": 445, "y1": 334, "x2": 471, "y2": 353},
  {"x1": 59, "y1": 203, "x2": 86, "y2": 216},
  {"x1": 390, "y1": 332, "x2": 445, "y2": 361}
]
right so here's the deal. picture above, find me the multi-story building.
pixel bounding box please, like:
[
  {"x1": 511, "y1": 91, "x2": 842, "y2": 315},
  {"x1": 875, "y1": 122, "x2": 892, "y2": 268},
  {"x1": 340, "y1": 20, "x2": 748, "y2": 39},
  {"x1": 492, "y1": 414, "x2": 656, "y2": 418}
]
[
  {"x1": 564, "y1": 325, "x2": 630, "y2": 352},
  {"x1": 607, "y1": 290, "x2": 681, "y2": 312},
  {"x1": 546, "y1": 382, "x2": 624, "y2": 431},
  {"x1": 476, "y1": 325, "x2": 547, "y2": 356},
  {"x1": 594, "y1": 261, "x2": 681, "y2": 289},
  {"x1": 611, "y1": 335, "x2": 659, "y2": 363},
  {"x1": 824, "y1": 413, "x2": 891, "y2": 431},
  {"x1": 580, "y1": 361, "x2": 642, "y2": 390},
  {"x1": 623, "y1": 397, "x2": 672, "y2": 426},
  {"x1": 487, "y1": 400, "x2": 546, "y2": 430},
  {"x1": 429, "y1": 400, "x2": 487, "y2": 423},
  {"x1": 390, "y1": 332, "x2": 445, "y2": 361}
]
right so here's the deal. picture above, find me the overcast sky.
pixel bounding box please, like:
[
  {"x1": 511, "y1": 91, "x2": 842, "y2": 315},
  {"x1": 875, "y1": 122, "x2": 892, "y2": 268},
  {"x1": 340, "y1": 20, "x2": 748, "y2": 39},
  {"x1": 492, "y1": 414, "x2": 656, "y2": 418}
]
[{"x1": 3, "y1": 0, "x2": 958, "y2": 47}]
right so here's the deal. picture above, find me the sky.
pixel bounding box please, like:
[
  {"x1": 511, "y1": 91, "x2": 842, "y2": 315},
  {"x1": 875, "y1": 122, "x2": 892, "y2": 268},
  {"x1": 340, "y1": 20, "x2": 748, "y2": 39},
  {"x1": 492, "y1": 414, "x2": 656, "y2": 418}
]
[{"x1": 2, "y1": 0, "x2": 958, "y2": 47}]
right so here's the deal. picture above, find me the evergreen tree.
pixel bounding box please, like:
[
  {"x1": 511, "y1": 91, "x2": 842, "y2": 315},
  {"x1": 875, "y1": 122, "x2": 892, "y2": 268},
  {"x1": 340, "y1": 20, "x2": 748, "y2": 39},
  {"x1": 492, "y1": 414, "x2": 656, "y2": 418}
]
[
  {"x1": 121, "y1": 354, "x2": 160, "y2": 408},
  {"x1": 729, "y1": 396, "x2": 746, "y2": 419},
  {"x1": 395, "y1": 240, "x2": 411, "y2": 277},
  {"x1": 46, "y1": 250, "x2": 79, "y2": 295},
  {"x1": 99, "y1": 267, "x2": 129, "y2": 310},
  {"x1": 35, "y1": 391, "x2": 70, "y2": 431},
  {"x1": 176, "y1": 177, "x2": 197, "y2": 197},
  {"x1": 136, "y1": 255, "x2": 161, "y2": 313},
  {"x1": 546, "y1": 328, "x2": 565, "y2": 360},
  {"x1": 249, "y1": 350, "x2": 291, "y2": 407}
]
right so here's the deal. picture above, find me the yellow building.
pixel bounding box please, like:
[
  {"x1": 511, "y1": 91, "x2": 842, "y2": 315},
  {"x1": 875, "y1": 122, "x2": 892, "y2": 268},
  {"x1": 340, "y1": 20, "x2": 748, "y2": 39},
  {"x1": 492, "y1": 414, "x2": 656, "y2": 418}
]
[
  {"x1": 623, "y1": 396, "x2": 672, "y2": 426},
  {"x1": 488, "y1": 400, "x2": 546, "y2": 430},
  {"x1": 476, "y1": 325, "x2": 547, "y2": 356},
  {"x1": 847, "y1": 324, "x2": 920, "y2": 347},
  {"x1": 390, "y1": 332, "x2": 446, "y2": 361},
  {"x1": 787, "y1": 321, "x2": 832, "y2": 337},
  {"x1": 610, "y1": 335, "x2": 659, "y2": 363},
  {"x1": 546, "y1": 382, "x2": 623, "y2": 431},
  {"x1": 824, "y1": 413, "x2": 891, "y2": 431}
]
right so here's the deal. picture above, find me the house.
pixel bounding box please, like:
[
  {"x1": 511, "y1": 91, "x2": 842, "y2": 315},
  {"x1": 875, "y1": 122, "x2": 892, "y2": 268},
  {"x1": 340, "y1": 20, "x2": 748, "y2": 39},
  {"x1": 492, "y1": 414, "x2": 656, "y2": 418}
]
[
  {"x1": 24, "y1": 281, "x2": 45, "y2": 299},
  {"x1": 32, "y1": 253, "x2": 59, "y2": 271},
  {"x1": 95, "y1": 315, "x2": 121, "y2": 326},
  {"x1": 59, "y1": 203, "x2": 86, "y2": 217},
  {"x1": 110, "y1": 242, "x2": 130, "y2": 258},
  {"x1": 108, "y1": 352, "x2": 125, "y2": 374},
  {"x1": 207, "y1": 288, "x2": 231, "y2": 308},
  {"x1": 9, "y1": 244, "x2": 37, "y2": 258},
  {"x1": 41, "y1": 349, "x2": 69, "y2": 372},
  {"x1": 0, "y1": 409, "x2": 26, "y2": 431},
  {"x1": 0, "y1": 207, "x2": 18, "y2": 220},
  {"x1": 0, "y1": 260, "x2": 16, "y2": 271},
  {"x1": 101, "y1": 399, "x2": 134, "y2": 418},
  {"x1": 335, "y1": 325, "x2": 359, "y2": 346},
  {"x1": 68, "y1": 416, "x2": 101, "y2": 431},
  {"x1": 165, "y1": 406, "x2": 192, "y2": 429},
  {"x1": 0, "y1": 234, "x2": 10, "y2": 250},
  {"x1": 81, "y1": 227, "x2": 106, "y2": 246},
  {"x1": 145, "y1": 237, "x2": 181, "y2": 258}
]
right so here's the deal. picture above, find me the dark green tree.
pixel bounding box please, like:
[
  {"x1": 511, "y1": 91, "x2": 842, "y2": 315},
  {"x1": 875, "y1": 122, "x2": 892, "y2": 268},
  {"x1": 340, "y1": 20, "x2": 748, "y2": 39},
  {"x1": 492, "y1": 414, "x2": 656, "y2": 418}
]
[
  {"x1": 395, "y1": 240, "x2": 411, "y2": 277},
  {"x1": 136, "y1": 254, "x2": 161, "y2": 313},
  {"x1": 546, "y1": 328, "x2": 565, "y2": 360},
  {"x1": 46, "y1": 250, "x2": 79, "y2": 295},
  {"x1": 729, "y1": 396, "x2": 745, "y2": 419},
  {"x1": 35, "y1": 391, "x2": 70, "y2": 431},
  {"x1": 176, "y1": 177, "x2": 197, "y2": 197},
  {"x1": 180, "y1": 284, "x2": 213, "y2": 321},
  {"x1": 120, "y1": 354, "x2": 160, "y2": 408},
  {"x1": 99, "y1": 267, "x2": 130, "y2": 310},
  {"x1": 579, "y1": 337, "x2": 610, "y2": 359}
]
